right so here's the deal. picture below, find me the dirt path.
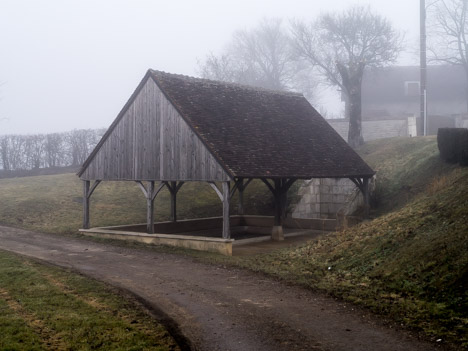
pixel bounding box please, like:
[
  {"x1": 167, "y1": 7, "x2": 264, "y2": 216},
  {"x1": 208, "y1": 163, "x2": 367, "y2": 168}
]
[{"x1": 0, "y1": 226, "x2": 440, "y2": 351}]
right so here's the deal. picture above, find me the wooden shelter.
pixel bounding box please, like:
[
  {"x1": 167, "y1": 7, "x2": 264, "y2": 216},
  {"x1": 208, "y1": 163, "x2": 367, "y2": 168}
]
[{"x1": 78, "y1": 69, "x2": 374, "y2": 241}]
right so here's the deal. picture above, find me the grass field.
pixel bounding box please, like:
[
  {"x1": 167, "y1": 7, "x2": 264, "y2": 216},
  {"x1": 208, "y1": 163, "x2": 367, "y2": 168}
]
[
  {"x1": 0, "y1": 249, "x2": 179, "y2": 350},
  {"x1": 0, "y1": 175, "x2": 273, "y2": 234}
]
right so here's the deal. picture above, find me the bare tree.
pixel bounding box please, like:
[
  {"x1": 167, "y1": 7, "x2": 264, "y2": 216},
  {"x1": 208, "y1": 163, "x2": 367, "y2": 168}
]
[
  {"x1": 291, "y1": 6, "x2": 402, "y2": 147},
  {"x1": 199, "y1": 18, "x2": 304, "y2": 92},
  {"x1": 66, "y1": 129, "x2": 102, "y2": 166},
  {"x1": 44, "y1": 133, "x2": 64, "y2": 167},
  {"x1": 24, "y1": 134, "x2": 46, "y2": 169},
  {"x1": 428, "y1": 0, "x2": 468, "y2": 111},
  {"x1": 0, "y1": 136, "x2": 10, "y2": 171},
  {"x1": 0, "y1": 135, "x2": 25, "y2": 170}
]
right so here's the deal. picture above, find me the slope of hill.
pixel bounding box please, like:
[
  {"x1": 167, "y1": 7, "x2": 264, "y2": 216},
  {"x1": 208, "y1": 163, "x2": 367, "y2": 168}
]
[
  {"x1": 239, "y1": 137, "x2": 467, "y2": 348},
  {"x1": 0, "y1": 174, "x2": 273, "y2": 233}
]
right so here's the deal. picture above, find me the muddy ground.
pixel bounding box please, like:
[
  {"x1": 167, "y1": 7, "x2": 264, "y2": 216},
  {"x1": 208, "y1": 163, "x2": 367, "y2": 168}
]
[{"x1": 0, "y1": 225, "x2": 444, "y2": 351}]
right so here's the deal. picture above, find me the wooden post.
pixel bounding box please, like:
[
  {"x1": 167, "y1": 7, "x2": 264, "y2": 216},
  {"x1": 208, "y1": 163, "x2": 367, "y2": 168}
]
[
  {"x1": 274, "y1": 179, "x2": 282, "y2": 226},
  {"x1": 222, "y1": 181, "x2": 230, "y2": 239},
  {"x1": 238, "y1": 178, "x2": 244, "y2": 215},
  {"x1": 272, "y1": 179, "x2": 284, "y2": 241},
  {"x1": 83, "y1": 180, "x2": 90, "y2": 229},
  {"x1": 170, "y1": 181, "x2": 177, "y2": 222},
  {"x1": 147, "y1": 181, "x2": 155, "y2": 234}
]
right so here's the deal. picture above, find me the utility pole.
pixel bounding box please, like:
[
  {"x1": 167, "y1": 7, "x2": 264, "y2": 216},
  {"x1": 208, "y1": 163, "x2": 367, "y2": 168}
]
[{"x1": 420, "y1": 0, "x2": 427, "y2": 136}]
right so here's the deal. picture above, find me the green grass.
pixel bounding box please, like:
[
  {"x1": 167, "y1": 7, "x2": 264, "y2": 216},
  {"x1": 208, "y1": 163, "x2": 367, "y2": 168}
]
[
  {"x1": 359, "y1": 136, "x2": 457, "y2": 213},
  {"x1": 0, "y1": 175, "x2": 273, "y2": 233},
  {"x1": 0, "y1": 250, "x2": 179, "y2": 350}
]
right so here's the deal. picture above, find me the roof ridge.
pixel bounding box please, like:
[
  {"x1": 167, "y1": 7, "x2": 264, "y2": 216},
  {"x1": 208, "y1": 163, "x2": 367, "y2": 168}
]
[{"x1": 149, "y1": 69, "x2": 303, "y2": 98}]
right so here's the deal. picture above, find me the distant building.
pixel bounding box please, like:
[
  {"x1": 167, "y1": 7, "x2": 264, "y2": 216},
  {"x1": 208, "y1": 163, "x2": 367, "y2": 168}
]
[{"x1": 361, "y1": 65, "x2": 468, "y2": 134}]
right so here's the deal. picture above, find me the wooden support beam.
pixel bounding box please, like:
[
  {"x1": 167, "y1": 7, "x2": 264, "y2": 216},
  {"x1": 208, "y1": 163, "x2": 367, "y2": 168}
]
[
  {"x1": 274, "y1": 179, "x2": 282, "y2": 226},
  {"x1": 136, "y1": 181, "x2": 149, "y2": 197},
  {"x1": 165, "y1": 181, "x2": 184, "y2": 222},
  {"x1": 222, "y1": 181, "x2": 230, "y2": 239},
  {"x1": 82, "y1": 180, "x2": 101, "y2": 229},
  {"x1": 260, "y1": 178, "x2": 275, "y2": 194},
  {"x1": 208, "y1": 182, "x2": 223, "y2": 201},
  {"x1": 238, "y1": 179, "x2": 245, "y2": 216},
  {"x1": 88, "y1": 180, "x2": 102, "y2": 198},
  {"x1": 151, "y1": 182, "x2": 167, "y2": 201},
  {"x1": 83, "y1": 180, "x2": 90, "y2": 229},
  {"x1": 349, "y1": 177, "x2": 371, "y2": 219},
  {"x1": 136, "y1": 181, "x2": 157, "y2": 234},
  {"x1": 147, "y1": 181, "x2": 155, "y2": 234}
]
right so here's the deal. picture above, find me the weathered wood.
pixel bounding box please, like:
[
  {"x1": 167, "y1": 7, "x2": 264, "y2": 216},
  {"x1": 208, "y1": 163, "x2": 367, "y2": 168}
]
[
  {"x1": 208, "y1": 182, "x2": 223, "y2": 201},
  {"x1": 136, "y1": 181, "x2": 148, "y2": 197},
  {"x1": 88, "y1": 180, "x2": 101, "y2": 198},
  {"x1": 222, "y1": 181, "x2": 231, "y2": 239},
  {"x1": 151, "y1": 182, "x2": 167, "y2": 201},
  {"x1": 274, "y1": 179, "x2": 282, "y2": 226},
  {"x1": 81, "y1": 79, "x2": 230, "y2": 181},
  {"x1": 238, "y1": 179, "x2": 244, "y2": 215},
  {"x1": 261, "y1": 178, "x2": 297, "y2": 227},
  {"x1": 147, "y1": 181, "x2": 155, "y2": 234},
  {"x1": 166, "y1": 181, "x2": 183, "y2": 222},
  {"x1": 82, "y1": 180, "x2": 101, "y2": 229},
  {"x1": 260, "y1": 178, "x2": 275, "y2": 194},
  {"x1": 136, "y1": 181, "x2": 157, "y2": 233},
  {"x1": 83, "y1": 180, "x2": 90, "y2": 229},
  {"x1": 349, "y1": 176, "x2": 371, "y2": 218}
]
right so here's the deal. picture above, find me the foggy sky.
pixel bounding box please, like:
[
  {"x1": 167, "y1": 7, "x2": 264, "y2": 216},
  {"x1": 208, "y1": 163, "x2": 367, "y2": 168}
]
[{"x1": 0, "y1": 0, "x2": 419, "y2": 135}]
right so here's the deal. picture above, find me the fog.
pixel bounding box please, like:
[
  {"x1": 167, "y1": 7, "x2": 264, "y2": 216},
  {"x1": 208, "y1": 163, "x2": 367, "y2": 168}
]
[{"x1": 0, "y1": 0, "x2": 419, "y2": 135}]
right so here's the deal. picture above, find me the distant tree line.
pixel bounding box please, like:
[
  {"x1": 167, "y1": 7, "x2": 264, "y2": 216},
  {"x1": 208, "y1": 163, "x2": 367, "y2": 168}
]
[{"x1": 0, "y1": 128, "x2": 105, "y2": 171}]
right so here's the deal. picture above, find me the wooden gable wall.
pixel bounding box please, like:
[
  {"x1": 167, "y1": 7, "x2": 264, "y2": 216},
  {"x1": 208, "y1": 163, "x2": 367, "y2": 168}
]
[{"x1": 80, "y1": 78, "x2": 230, "y2": 181}]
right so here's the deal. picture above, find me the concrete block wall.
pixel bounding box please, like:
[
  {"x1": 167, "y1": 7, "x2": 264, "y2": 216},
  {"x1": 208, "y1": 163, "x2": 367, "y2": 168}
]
[{"x1": 292, "y1": 178, "x2": 363, "y2": 219}]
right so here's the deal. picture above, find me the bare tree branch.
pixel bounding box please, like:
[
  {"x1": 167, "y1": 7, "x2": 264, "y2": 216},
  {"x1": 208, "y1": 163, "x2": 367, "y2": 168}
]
[{"x1": 291, "y1": 5, "x2": 402, "y2": 147}]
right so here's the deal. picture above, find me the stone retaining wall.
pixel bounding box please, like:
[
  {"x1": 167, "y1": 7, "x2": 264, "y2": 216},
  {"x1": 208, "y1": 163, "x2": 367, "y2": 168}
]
[{"x1": 292, "y1": 178, "x2": 364, "y2": 219}]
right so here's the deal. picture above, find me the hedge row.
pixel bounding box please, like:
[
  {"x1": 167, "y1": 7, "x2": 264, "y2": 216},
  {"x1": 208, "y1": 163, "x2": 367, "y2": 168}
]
[{"x1": 437, "y1": 128, "x2": 468, "y2": 166}]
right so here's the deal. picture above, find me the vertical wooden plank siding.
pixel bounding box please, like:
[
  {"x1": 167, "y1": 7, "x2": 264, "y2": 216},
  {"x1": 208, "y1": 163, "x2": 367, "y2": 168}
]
[{"x1": 81, "y1": 79, "x2": 230, "y2": 182}]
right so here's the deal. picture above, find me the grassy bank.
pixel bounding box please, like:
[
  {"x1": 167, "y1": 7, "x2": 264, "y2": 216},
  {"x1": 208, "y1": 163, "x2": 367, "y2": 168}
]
[
  {"x1": 0, "y1": 250, "x2": 179, "y2": 350},
  {"x1": 230, "y1": 137, "x2": 467, "y2": 348},
  {"x1": 237, "y1": 166, "x2": 468, "y2": 347},
  {"x1": 0, "y1": 175, "x2": 272, "y2": 233}
]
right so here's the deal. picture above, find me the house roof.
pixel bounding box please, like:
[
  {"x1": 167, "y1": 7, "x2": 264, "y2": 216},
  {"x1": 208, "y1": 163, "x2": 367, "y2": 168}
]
[
  {"x1": 79, "y1": 70, "x2": 374, "y2": 179},
  {"x1": 362, "y1": 65, "x2": 466, "y2": 103}
]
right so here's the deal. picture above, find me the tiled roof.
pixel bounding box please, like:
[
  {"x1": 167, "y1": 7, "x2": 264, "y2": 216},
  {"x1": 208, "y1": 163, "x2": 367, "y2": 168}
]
[{"x1": 149, "y1": 70, "x2": 374, "y2": 178}]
